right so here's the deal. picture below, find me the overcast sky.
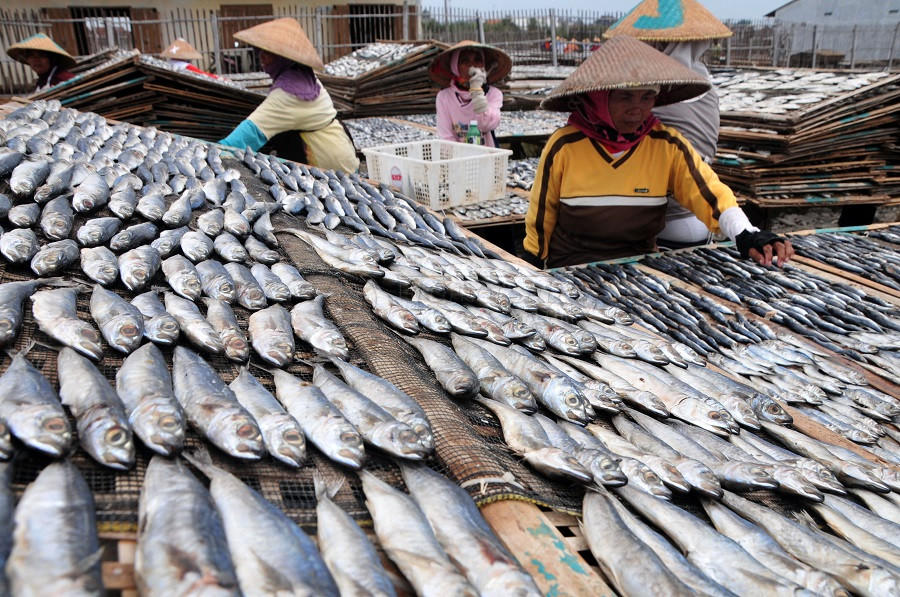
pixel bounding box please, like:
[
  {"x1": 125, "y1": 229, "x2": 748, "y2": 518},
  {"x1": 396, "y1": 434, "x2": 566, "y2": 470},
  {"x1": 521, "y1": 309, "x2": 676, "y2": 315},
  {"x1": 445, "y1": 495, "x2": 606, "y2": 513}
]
[{"x1": 423, "y1": 1, "x2": 788, "y2": 21}]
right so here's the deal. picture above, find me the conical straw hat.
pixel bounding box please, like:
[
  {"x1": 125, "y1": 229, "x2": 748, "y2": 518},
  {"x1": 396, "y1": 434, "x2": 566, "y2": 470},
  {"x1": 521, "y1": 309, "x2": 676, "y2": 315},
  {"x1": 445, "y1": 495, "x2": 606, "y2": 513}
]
[
  {"x1": 540, "y1": 35, "x2": 710, "y2": 111},
  {"x1": 603, "y1": 0, "x2": 732, "y2": 42},
  {"x1": 233, "y1": 17, "x2": 323, "y2": 70},
  {"x1": 6, "y1": 33, "x2": 77, "y2": 70},
  {"x1": 428, "y1": 40, "x2": 512, "y2": 87},
  {"x1": 160, "y1": 38, "x2": 202, "y2": 61}
]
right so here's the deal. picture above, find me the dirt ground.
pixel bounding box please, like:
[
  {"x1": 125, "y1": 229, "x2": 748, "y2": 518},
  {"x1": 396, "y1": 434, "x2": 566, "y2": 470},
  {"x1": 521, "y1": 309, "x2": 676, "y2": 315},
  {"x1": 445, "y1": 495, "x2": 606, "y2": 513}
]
[{"x1": 760, "y1": 204, "x2": 900, "y2": 234}]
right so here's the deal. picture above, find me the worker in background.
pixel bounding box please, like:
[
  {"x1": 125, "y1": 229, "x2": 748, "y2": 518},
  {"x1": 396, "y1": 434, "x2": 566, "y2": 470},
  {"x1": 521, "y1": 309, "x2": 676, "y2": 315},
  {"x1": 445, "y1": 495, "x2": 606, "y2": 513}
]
[
  {"x1": 523, "y1": 35, "x2": 793, "y2": 269},
  {"x1": 6, "y1": 33, "x2": 76, "y2": 92},
  {"x1": 218, "y1": 18, "x2": 359, "y2": 173},
  {"x1": 604, "y1": 0, "x2": 734, "y2": 250},
  {"x1": 160, "y1": 38, "x2": 217, "y2": 78},
  {"x1": 429, "y1": 41, "x2": 511, "y2": 148}
]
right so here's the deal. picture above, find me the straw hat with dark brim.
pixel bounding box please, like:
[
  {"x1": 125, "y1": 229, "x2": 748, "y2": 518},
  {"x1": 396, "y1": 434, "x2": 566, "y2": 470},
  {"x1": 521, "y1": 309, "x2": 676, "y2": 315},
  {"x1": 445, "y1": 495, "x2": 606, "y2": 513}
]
[
  {"x1": 428, "y1": 40, "x2": 512, "y2": 87},
  {"x1": 233, "y1": 17, "x2": 323, "y2": 70},
  {"x1": 540, "y1": 34, "x2": 711, "y2": 111},
  {"x1": 603, "y1": 0, "x2": 733, "y2": 42},
  {"x1": 160, "y1": 38, "x2": 202, "y2": 61},
  {"x1": 6, "y1": 33, "x2": 77, "y2": 70}
]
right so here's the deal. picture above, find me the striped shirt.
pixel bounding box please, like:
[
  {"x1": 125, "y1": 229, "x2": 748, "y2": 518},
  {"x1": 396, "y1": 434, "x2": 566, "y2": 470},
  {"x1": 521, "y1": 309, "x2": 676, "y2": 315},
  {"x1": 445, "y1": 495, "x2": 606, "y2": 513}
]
[{"x1": 524, "y1": 123, "x2": 739, "y2": 268}]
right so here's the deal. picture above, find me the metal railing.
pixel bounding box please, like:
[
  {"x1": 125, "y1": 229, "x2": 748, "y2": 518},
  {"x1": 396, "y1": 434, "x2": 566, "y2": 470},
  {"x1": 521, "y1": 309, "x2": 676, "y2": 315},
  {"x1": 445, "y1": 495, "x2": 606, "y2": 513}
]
[{"x1": 1, "y1": 5, "x2": 898, "y2": 96}]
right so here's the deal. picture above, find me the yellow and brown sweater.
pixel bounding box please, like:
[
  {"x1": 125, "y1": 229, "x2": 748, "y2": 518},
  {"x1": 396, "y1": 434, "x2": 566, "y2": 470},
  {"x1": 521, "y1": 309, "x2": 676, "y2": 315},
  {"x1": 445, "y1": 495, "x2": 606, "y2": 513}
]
[{"x1": 524, "y1": 123, "x2": 739, "y2": 268}]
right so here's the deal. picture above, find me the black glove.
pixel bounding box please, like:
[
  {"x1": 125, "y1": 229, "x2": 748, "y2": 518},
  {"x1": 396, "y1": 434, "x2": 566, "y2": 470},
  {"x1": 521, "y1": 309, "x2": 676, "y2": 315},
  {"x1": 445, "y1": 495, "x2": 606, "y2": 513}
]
[{"x1": 735, "y1": 229, "x2": 787, "y2": 259}]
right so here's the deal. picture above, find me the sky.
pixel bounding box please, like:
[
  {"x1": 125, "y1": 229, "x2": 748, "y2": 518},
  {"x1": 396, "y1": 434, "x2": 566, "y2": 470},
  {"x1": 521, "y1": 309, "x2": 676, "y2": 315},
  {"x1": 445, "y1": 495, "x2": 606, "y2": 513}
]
[{"x1": 424, "y1": 1, "x2": 789, "y2": 21}]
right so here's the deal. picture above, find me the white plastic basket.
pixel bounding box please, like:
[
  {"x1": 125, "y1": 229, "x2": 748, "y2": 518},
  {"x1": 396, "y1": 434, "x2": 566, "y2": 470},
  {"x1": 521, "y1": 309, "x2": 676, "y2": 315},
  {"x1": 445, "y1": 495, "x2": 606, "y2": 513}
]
[{"x1": 362, "y1": 139, "x2": 512, "y2": 210}]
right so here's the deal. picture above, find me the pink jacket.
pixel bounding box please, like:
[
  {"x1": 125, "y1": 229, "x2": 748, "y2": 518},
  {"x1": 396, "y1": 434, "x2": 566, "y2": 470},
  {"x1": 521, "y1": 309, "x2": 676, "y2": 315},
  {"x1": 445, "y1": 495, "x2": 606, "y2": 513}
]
[{"x1": 436, "y1": 85, "x2": 503, "y2": 147}]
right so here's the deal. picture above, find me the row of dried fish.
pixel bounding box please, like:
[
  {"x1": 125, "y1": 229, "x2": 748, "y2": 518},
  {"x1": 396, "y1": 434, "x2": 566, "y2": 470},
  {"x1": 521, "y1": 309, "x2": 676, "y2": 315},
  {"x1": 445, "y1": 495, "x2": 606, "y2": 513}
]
[
  {"x1": 790, "y1": 232, "x2": 900, "y2": 291},
  {"x1": 346, "y1": 117, "x2": 436, "y2": 149},
  {"x1": 3, "y1": 454, "x2": 540, "y2": 596},
  {"x1": 323, "y1": 42, "x2": 422, "y2": 78}
]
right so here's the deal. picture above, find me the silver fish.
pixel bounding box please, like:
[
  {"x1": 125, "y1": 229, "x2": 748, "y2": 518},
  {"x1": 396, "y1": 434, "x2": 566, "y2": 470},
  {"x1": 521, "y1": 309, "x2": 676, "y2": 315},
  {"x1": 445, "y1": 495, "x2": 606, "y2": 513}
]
[
  {"x1": 31, "y1": 287, "x2": 103, "y2": 360},
  {"x1": 203, "y1": 298, "x2": 250, "y2": 362},
  {"x1": 118, "y1": 245, "x2": 161, "y2": 292},
  {"x1": 212, "y1": 232, "x2": 249, "y2": 263},
  {"x1": 450, "y1": 333, "x2": 537, "y2": 412},
  {"x1": 6, "y1": 202, "x2": 39, "y2": 228},
  {"x1": 164, "y1": 292, "x2": 224, "y2": 355},
  {"x1": 250, "y1": 263, "x2": 292, "y2": 303},
  {"x1": 251, "y1": 209, "x2": 278, "y2": 247},
  {"x1": 135, "y1": 456, "x2": 239, "y2": 596},
  {"x1": 313, "y1": 364, "x2": 429, "y2": 460},
  {"x1": 76, "y1": 216, "x2": 120, "y2": 247},
  {"x1": 161, "y1": 194, "x2": 193, "y2": 227},
  {"x1": 363, "y1": 280, "x2": 419, "y2": 334},
  {"x1": 0, "y1": 279, "x2": 57, "y2": 346},
  {"x1": 150, "y1": 226, "x2": 190, "y2": 258},
  {"x1": 136, "y1": 191, "x2": 166, "y2": 221},
  {"x1": 39, "y1": 197, "x2": 74, "y2": 240},
  {"x1": 290, "y1": 295, "x2": 349, "y2": 358},
  {"x1": 399, "y1": 463, "x2": 542, "y2": 596},
  {"x1": 469, "y1": 337, "x2": 592, "y2": 423},
  {"x1": 360, "y1": 471, "x2": 477, "y2": 597},
  {"x1": 115, "y1": 343, "x2": 185, "y2": 456},
  {"x1": 223, "y1": 207, "x2": 251, "y2": 238},
  {"x1": 57, "y1": 347, "x2": 135, "y2": 469},
  {"x1": 245, "y1": 235, "x2": 281, "y2": 264},
  {"x1": 198, "y1": 259, "x2": 240, "y2": 304},
  {"x1": 223, "y1": 262, "x2": 266, "y2": 309},
  {"x1": 404, "y1": 335, "x2": 480, "y2": 398},
  {"x1": 229, "y1": 368, "x2": 306, "y2": 467},
  {"x1": 72, "y1": 171, "x2": 110, "y2": 212},
  {"x1": 9, "y1": 157, "x2": 52, "y2": 198},
  {"x1": 197, "y1": 208, "x2": 225, "y2": 237},
  {"x1": 271, "y1": 261, "x2": 317, "y2": 300},
  {"x1": 314, "y1": 474, "x2": 397, "y2": 596},
  {"x1": 90, "y1": 284, "x2": 144, "y2": 353},
  {"x1": 248, "y1": 304, "x2": 295, "y2": 367},
  {"x1": 582, "y1": 489, "x2": 695, "y2": 597},
  {"x1": 109, "y1": 221, "x2": 158, "y2": 252},
  {"x1": 272, "y1": 369, "x2": 365, "y2": 468},
  {"x1": 31, "y1": 239, "x2": 80, "y2": 277},
  {"x1": 108, "y1": 185, "x2": 137, "y2": 219},
  {"x1": 131, "y1": 291, "x2": 180, "y2": 345},
  {"x1": 161, "y1": 254, "x2": 203, "y2": 300},
  {"x1": 7, "y1": 460, "x2": 104, "y2": 595},
  {"x1": 329, "y1": 357, "x2": 434, "y2": 450},
  {"x1": 182, "y1": 452, "x2": 337, "y2": 595},
  {"x1": 0, "y1": 345, "x2": 71, "y2": 455},
  {"x1": 0, "y1": 228, "x2": 40, "y2": 264},
  {"x1": 171, "y1": 346, "x2": 264, "y2": 459},
  {"x1": 180, "y1": 230, "x2": 214, "y2": 262}
]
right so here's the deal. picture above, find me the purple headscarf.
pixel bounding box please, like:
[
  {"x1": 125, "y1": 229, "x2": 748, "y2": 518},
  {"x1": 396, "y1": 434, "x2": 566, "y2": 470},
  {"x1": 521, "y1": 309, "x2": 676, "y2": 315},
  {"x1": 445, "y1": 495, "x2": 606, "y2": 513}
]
[{"x1": 264, "y1": 54, "x2": 320, "y2": 101}]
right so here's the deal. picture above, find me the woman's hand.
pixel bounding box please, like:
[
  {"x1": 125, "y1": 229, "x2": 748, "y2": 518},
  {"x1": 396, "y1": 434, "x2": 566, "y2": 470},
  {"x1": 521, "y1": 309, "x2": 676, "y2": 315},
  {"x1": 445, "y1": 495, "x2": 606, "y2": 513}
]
[{"x1": 736, "y1": 230, "x2": 794, "y2": 267}]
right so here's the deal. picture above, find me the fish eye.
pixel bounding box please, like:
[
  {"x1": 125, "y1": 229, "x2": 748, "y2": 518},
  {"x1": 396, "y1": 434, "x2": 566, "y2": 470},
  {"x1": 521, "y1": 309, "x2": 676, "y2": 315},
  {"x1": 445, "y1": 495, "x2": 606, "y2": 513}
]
[
  {"x1": 43, "y1": 417, "x2": 68, "y2": 432},
  {"x1": 565, "y1": 395, "x2": 580, "y2": 406},
  {"x1": 158, "y1": 415, "x2": 180, "y2": 430},
  {"x1": 397, "y1": 429, "x2": 418, "y2": 443},
  {"x1": 708, "y1": 412, "x2": 721, "y2": 420},
  {"x1": 340, "y1": 431, "x2": 361, "y2": 445},
  {"x1": 645, "y1": 472, "x2": 660, "y2": 484},
  {"x1": 283, "y1": 430, "x2": 304, "y2": 444},
  {"x1": 121, "y1": 324, "x2": 140, "y2": 337},
  {"x1": 105, "y1": 425, "x2": 129, "y2": 446},
  {"x1": 237, "y1": 423, "x2": 259, "y2": 439}
]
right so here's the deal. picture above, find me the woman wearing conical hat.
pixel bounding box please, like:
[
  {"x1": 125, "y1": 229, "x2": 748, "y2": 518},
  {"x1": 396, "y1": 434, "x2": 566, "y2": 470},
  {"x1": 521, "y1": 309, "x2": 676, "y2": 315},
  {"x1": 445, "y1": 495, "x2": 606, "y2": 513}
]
[
  {"x1": 429, "y1": 41, "x2": 511, "y2": 148},
  {"x1": 218, "y1": 18, "x2": 359, "y2": 173},
  {"x1": 160, "y1": 38, "x2": 217, "y2": 78},
  {"x1": 604, "y1": 0, "x2": 732, "y2": 250},
  {"x1": 6, "y1": 33, "x2": 76, "y2": 92},
  {"x1": 523, "y1": 35, "x2": 792, "y2": 269}
]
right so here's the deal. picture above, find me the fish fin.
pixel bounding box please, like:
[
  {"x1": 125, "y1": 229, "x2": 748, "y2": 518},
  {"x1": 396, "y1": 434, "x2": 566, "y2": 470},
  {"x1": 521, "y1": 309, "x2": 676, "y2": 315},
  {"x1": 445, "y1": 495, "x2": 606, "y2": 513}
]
[
  {"x1": 7, "y1": 338, "x2": 36, "y2": 359},
  {"x1": 313, "y1": 470, "x2": 344, "y2": 501},
  {"x1": 182, "y1": 447, "x2": 216, "y2": 479},
  {"x1": 71, "y1": 548, "x2": 103, "y2": 577}
]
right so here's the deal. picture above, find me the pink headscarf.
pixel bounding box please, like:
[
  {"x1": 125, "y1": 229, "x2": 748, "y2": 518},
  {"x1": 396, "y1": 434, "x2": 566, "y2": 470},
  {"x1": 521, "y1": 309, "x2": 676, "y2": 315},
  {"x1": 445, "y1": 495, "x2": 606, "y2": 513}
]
[{"x1": 567, "y1": 90, "x2": 659, "y2": 153}]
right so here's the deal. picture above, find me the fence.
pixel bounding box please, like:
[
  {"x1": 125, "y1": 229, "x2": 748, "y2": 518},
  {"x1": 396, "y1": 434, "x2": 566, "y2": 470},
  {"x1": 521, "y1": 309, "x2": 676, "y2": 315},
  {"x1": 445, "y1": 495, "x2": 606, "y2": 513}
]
[{"x1": 1, "y1": 5, "x2": 898, "y2": 96}]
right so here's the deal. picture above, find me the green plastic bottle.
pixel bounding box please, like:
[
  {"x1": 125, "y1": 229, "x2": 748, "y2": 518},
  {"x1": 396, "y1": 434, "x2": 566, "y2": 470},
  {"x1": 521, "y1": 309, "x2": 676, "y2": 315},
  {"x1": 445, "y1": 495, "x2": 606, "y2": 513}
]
[{"x1": 465, "y1": 120, "x2": 482, "y2": 145}]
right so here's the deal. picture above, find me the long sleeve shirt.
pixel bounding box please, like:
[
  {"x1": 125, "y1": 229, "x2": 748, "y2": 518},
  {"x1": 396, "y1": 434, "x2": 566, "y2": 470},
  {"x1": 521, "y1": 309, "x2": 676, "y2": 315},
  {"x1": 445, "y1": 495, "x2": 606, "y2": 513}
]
[
  {"x1": 219, "y1": 86, "x2": 359, "y2": 174},
  {"x1": 435, "y1": 85, "x2": 503, "y2": 147},
  {"x1": 524, "y1": 122, "x2": 748, "y2": 268}
]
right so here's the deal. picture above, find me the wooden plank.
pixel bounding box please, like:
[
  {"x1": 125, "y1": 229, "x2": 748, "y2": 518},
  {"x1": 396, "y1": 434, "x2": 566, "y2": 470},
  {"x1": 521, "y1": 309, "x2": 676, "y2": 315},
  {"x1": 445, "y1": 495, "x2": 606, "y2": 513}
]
[
  {"x1": 480, "y1": 499, "x2": 614, "y2": 597},
  {"x1": 782, "y1": 403, "x2": 896, "y2": 468}
]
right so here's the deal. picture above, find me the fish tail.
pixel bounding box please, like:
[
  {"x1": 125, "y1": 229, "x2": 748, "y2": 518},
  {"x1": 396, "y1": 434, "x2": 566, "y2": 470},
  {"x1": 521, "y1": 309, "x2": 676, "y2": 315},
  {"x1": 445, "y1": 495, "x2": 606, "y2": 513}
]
[{"x1": 313, "y1": 470, "x2": 344, "y2": 501}]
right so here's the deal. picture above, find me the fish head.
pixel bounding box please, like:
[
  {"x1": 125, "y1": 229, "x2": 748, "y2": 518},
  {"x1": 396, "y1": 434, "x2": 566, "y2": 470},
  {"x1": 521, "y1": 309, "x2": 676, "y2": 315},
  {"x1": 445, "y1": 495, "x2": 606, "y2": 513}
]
[
  {"x1": 310, "y1": 330, "x2": 349, "y2": 359},
  {"x1": 106, "y1": 315, "x2": 143, "y2": 349},
  {"x1": 146, "y1": 317, "x2": 180, "y2": 345},
  {"x1": 494, "y1": 377, "x2": 537, "y2": 413},
  {"x1": 691, "y1": 407, "x2": 733, "y2": 436},
  {"x1": 631, "y1": 391, "x2": 670, "y2": 418},
  {"x1": 524, "y1": 448, "x2": 593, "y2": 483},
  {"x1": 210, "y1": 412, "x2": 265, "y2": 459},
  {"x1": 11, "y1": 405, "x2": 72, "y2": 455},
  {"x1": 57, "y1": 320, "x2": 103, "y2": 360},
  {"x1": 330, "y1": 423, "x2": 365, "y2": 468},
  {"x1": 619, "y1": 459, "x2": 671, "y2": 499},
  {"x1": 772, "y1": 466, "x2": 823, "y2": 502},
  {"x1": 443, "y1": 371, "x2": 480, "y2": 398},
  {"x1": 750, "y1": 395, "x2": 793, "y2": 425},
  {"x1": 263, "y1": 416, "x2": 306, "y2": 467},
  {"x1": 675, "y1": 459, "x2": 724, "y2": 498},
  {"x1": 423, "y1": 313, "x2": 452, "y2": 334},
  {"x1": 545, "y1": 377, "x2": 592, "y2": 423},
  {"x1": 371, "y1": 421, "x2": 430, "y2": 459},
  {"x1": 795, "y1": 461, "x2": 846, "y2": 494},
  {"x1": 720, "y1": 461, "x2": 779, "y2": 491},
  {"x1": 581, "y1": 450, "x2": 627, "y2": 487},
  {"x1": 175, "y1": 273, "x2": 203, "y2": 299},
  {"x1": 643, "y1": 455, "x2": 691, "y2": 493},
  {"x1": 94, "y1": 420, "x2": 135, "y2": 469},
  {"x1": 549, "y1": 330, "x2": 582, "y2": 355},
  {"x1": 0, "y1": 310, "x2": 20, "y2": 345}
]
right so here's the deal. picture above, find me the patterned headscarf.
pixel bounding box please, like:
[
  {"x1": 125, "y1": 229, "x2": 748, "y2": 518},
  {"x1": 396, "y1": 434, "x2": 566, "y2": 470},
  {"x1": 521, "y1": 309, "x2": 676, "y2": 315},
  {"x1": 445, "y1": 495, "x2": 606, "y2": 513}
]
[{"x1": 567, "y1": 89, "x2": 660, "y2": 153}]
